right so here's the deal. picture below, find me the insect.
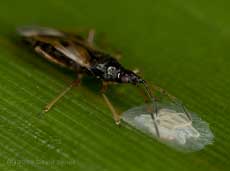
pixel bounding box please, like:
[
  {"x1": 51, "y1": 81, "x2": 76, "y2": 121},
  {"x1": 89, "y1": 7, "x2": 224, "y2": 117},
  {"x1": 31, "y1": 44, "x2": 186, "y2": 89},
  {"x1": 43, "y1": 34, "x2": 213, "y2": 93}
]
[{"x1": 17, "y1": 26, "x2": 185, "y2": 136}]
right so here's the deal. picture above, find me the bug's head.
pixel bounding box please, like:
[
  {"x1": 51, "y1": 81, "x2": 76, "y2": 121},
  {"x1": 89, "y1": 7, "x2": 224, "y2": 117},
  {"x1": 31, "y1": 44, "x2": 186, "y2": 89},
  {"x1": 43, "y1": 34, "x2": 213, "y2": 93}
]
[
  {"x1": 119, "y1": 70, "x2": 144, "y2": 85},
  {"x1": 95, "y1": 57, "x2": 153, "y2": 100},
  {"x1": 120, "y1": 69, "x2": 154, "y2": 101},
  {"x1": 93, "y1": 57, "x2": 143, "y2": 83},
  {"x1": 100, "y1": 57, "x2": 145, "y2": 84},
  {"x1": 93, "y1": 57, "x2": 147, "y2": 86}
]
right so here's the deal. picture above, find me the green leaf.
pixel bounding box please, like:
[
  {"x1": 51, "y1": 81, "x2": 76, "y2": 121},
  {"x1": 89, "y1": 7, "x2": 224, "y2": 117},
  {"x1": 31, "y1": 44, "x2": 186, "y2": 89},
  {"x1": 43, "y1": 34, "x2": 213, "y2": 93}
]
[{"x1": 0, "y1": 0, "x2": 229, "y2": 170}]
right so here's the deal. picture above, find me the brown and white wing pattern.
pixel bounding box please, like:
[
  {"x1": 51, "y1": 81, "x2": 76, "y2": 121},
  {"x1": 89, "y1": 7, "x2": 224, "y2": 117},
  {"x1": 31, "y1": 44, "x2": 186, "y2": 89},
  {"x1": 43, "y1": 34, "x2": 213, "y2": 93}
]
[
  {"x1": 18, "y1": 26, "x2": 92, "y2": 70},
  {"x1": 17, "y1": 26, "x2": 65, "y2": 37}
]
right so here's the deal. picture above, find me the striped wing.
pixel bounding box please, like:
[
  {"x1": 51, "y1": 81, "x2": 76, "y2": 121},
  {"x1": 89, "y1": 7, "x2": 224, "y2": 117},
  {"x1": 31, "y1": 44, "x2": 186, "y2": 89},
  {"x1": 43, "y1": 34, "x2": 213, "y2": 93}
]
[{"x1": 18, "y1": 26, "x2": 92, "y2": 69}]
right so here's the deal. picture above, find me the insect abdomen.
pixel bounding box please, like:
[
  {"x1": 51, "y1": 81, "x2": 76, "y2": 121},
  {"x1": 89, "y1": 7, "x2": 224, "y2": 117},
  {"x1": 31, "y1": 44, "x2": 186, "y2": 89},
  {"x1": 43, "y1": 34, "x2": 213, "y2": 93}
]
[
  {"x1": 37, "y1": 42, "x2": 77, "y2": 70},
  {"x1": 26, "y1": 39, "x2": 80, "y2": 71}
]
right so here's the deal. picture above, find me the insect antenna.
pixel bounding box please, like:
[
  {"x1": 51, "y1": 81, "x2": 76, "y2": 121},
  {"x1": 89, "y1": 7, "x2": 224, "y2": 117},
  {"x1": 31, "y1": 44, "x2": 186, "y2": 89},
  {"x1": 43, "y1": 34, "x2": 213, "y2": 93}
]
[
  {"x1": 150, "y1": 84, "x2": 192, "y2": 121},
  {"x1": 141, "y1": 82, "x2": 160, "y2": 137}
]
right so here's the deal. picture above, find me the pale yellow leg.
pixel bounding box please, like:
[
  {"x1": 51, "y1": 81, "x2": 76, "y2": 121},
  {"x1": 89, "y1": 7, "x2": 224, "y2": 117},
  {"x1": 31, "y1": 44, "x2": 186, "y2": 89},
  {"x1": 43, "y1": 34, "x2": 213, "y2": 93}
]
[
  {"x1": 114, "y1": 52, "x2": 122, "y2": 61},
  {"x1": 87, "y1": 29, "x2": 95, "y2": 45},
  {"x1": 150, "y1": 84, "x2": 191, "y2": 123},
  {"x1": 101, "y1": 82, "x2": 120, "y2": 125},
  {"x1": 102, "y1": 94, "x2": 120, "y2": 125},
  {"x1": 43, "y1": 79, "x2": 81, "y2": 113}
]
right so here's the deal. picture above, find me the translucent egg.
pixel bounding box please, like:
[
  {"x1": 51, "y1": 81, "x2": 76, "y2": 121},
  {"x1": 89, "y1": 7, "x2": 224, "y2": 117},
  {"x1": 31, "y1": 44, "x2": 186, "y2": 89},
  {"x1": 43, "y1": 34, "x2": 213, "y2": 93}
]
[{"x1": 122, "y1": 102, "x2": 214, "y2": 152}]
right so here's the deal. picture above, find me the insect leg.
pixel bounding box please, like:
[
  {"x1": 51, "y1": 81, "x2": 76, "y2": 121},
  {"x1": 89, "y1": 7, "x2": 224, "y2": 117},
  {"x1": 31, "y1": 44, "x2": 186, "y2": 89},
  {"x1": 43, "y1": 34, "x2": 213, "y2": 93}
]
[
  {"x1": 42, "y1": 75, "x2": 82, "y2": 114},
  {"x1": 151, "y1": 99, "x2": 160, "y2": 137},
  {"x1": 140, "y1": 83, "x2": 160, "y2": 137},
  {"x1": 114, "y1": 51, "x2": 122, "y2": 61},
  {"x1": 87, "y1": 29, "x2": 96, "y2": 45},
  {"x1": 150, "y1": 84, "x2": 192, "y2": 121},
  {"x1": 137, "y1": 85, "x2": 149, "y2": 103},
  {"x1": 101, "y1": 82, "x2": 120, "y2": 125},
  {"x1": 132, "y1": 68, "x2": 140, "y2": 74},
  {"x1": 145, "y1": 98, "x2": 160, "y2": 137}
]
